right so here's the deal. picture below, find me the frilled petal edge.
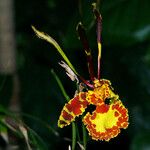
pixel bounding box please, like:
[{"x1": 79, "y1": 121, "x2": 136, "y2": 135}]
[{"x1": 83, "y1": 100, "x2": 129, "y2": 141}]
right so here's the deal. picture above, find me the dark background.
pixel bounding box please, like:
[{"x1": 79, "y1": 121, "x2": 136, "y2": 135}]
[{"x1": 0, "y1": 0, "x2": 150, "y2": 149}]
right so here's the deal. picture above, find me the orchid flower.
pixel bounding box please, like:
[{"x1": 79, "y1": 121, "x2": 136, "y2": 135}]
[{"x1": 32, "y1": 3, "x2": 129, "y2": 141}]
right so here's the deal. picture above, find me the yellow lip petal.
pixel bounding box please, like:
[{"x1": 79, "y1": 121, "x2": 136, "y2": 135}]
[{"x1": 83, "y1": 100, "x2": 129, "y2": 141}]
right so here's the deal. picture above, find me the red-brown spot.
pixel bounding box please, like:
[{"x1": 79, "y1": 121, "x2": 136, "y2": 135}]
[
  {"x1": 62, "y1": 110, "x2": 73, "y2": 121},
  {"x1": 96, "y1": 104, "x2": 109, "y2": 113},
  {"x1": 80, "y1": 93, "x2": 86, "y2": 100},
  {"x1": 114, "y1": 111, "x2": 119, "y2": 117},
  {"x1": 117, "y1": 121, "x2": 121, "y2": 127},
  {"x1": 66, "y1": 93, "x2": 88, "y2": 116},
  {"x1": 90, "y1": 94, "x2": 97, "y2": 104},
  {"x1": 91, "y1": 112, "x2": 96, "y2": 120},
  {"x1": 59, "y1": 120, "x2": 67, "y2": 126},
  {"x1": 122, "y1": 122, "x2": 128, "y2": 128},
  {"x1": 114, "y1": 104, "x2": 119, "y2": 109},
  {"x1": 118, "y1": 117, "x2": 124, "y2": 122}
]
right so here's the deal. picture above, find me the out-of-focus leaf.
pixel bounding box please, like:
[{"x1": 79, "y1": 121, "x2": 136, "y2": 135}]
[
  {"x1": 0, "y1": 123, "x2": 8, "y2": 144},
  {"x1": 131, "y1": 131, "x2": 150, "y2": 150},
  {"x1": 21, "y1": 112, "x2": 59, "y2": 137},
  {"x1": 19, "y1": 125, "x2": 32, "y2": 150},
  {"x1": 77, "y1": 141, "x2": 85, "y2": 150},
  {"x1": 0, "y1": 107, "x2": 49, "y2": 149},
  {"x1": 2, "y1": 117, "x2": 23, "y2": 138},
  {"x1": 102, "y1": 0, "x2": 150, "y2": 46},
  {"x1": 28, "y1": 127, "x2": 48, "y2": 150}
]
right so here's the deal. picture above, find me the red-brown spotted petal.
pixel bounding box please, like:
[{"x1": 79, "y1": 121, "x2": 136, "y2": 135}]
[
  {"x1": 82, "y1": 100, "x2": 129, "y2": 141},
  {"x1": 58, "y1": 92, "x2": 89, "y2": 128}
]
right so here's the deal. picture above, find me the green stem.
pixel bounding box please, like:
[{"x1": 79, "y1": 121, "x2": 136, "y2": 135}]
[
  {"x1": 82, "y1": 124, "x2": 87, "y2": 150},
  {"x1": 72, "y1": 122, "x2": 76, "y2": 150},
  {"x1": 76, "y1": 125, "x2": 81, "y2": 143},
  {"x1": 76, "y1": 82, "x2": 87, "y2": 149},
  {"x1": 51, "y1": 69, "x2": 77, "y2": 149}
]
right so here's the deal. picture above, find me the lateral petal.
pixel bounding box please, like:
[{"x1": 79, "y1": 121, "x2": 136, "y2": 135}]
[{"x1": 58, "y1": 92, "x2": 89, "y2": 128}]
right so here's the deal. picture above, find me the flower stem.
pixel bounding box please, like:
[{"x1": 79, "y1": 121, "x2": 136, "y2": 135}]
[
  {"x1": 72, "y1": 122, "x2": 76, "y2": 150},
  {"x1": 82, "y1": 124, "x2": 87, "y2": 150},
  {"x1": 51, "y1": 69, "x2": 77, "y2": 149}
]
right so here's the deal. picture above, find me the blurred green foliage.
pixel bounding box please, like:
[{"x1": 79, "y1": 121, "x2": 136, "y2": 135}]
[{"x1": 0, "y1": 0, "x2": 150, "y2": 149}]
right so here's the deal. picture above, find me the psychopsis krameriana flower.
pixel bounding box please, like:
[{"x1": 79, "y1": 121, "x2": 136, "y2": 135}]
[{"x1": 32, "y1": 4, "x2": 129, "y2": 141}]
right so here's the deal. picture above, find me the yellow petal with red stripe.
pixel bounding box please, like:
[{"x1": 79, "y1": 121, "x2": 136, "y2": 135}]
[{"x1": 58, "y1": 92, "x2": 89, "y2": 128}]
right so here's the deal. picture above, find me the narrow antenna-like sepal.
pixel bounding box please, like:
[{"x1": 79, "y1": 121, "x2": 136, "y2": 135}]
[
  {"x1": 31, "y1": 25, "x2": 77, "y2": 75},
  {"x1": 76, "y1": 22, "x2": 95, "y2": 81},
  {"x1": 32, "y1": 25, "x2": 93, "y2": 88},
  {"x1": 92, "y1": 3, "x2": 102, "y2": 80}
]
